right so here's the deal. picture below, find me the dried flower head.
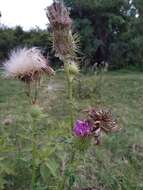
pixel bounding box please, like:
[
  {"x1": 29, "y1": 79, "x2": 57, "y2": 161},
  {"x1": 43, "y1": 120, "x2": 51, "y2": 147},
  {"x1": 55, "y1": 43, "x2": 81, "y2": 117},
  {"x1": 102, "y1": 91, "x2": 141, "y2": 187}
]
[
  {"x1": 85, "y1": 107, "x2": 118, "y2": 133},
  {"x1": 46, "y1": 0, "x2": 72, "y2": 29},
  {"x1": 84, "y1": 107, "x2": 119, "y2": 144},
  {"x1": 46, "y1": 1, "x2": 77, "y2": 57},
  {"x1": 4, "y1": 47, "x2": 55, "y2": 82}
]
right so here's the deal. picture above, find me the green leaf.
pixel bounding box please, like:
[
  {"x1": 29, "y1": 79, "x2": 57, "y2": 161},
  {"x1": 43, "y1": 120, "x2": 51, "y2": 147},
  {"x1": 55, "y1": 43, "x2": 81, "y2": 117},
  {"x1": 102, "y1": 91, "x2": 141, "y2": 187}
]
[
  {"x1": 40, "y1": 159, "x2": 59, "y2": 181},
  {"x1": 68, "y1": 175, "x2": 76, "y2": 187},
  {"x1": 0, "y1": 162, "x2": 15, "y2": 175},
  {"x1": 45, "y1": 159, "x2": 59, "y2": 178},
  {"x1": 0, "y1": 177, "x2": 7, "y2": 190},
  {"x1": 40, "y1": 164, "x2": 50, "y2": 182}
]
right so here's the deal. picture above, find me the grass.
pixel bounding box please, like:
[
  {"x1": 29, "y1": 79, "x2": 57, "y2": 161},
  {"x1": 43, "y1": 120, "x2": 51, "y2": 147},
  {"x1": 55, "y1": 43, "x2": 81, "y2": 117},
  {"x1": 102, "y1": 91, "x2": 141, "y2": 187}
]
[{"x1": 0, "y1": 70, "x2": 143, "y2": 190}]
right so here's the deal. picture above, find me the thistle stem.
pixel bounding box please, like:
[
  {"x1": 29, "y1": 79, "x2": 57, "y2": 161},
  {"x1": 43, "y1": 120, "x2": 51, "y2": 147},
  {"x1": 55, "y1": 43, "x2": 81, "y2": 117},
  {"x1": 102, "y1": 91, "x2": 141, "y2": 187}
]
[
  {"x1": 57, "y1": 59, "x2": 76, "y2": 190},
  {"x1": 58, "y1": 150, "x2": 76, "y2": 190},
  {"x1": 33, "y1": 80, "x2": 39, "y2": 104},
  {"x1": 64, "y1": 60, "x2": 74, "y2": 128},
  {"x1": 31, "y1": 119, "x2": 37, "y2": 190}
]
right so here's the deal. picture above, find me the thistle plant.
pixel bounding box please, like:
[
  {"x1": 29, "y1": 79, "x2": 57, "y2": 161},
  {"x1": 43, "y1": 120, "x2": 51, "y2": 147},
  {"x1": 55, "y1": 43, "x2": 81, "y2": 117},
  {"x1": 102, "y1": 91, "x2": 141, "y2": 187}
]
[
  {"x1": 3, "y1": 47, "x2": 54, "y2": 190},
  {"x1": 0, "y1": 1, "x2": 121, "y2": 189},
  {"x1": 4, "y1": 47, "x2": 54, "y2": 104},
  {"x1": 46, "y1": 0, "x2": 79, "y2": 129},
  {"x1": 46, "y1": 0, "x2": 76, "y2": 58},
  {"x1": 46, "y1": 1, "x2": 119, "y2": 189},
  {"x1": 46, "y1": 1, "x2": 81, "y2": 189},
  {"x1": 74, "y1": 107, "x2": 119, "y2": 147}
]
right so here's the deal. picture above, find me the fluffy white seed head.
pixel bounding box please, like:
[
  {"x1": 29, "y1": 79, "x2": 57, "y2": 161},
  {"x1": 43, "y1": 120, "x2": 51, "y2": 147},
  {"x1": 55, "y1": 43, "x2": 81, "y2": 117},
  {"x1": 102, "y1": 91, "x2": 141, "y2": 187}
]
[{"x1": 4, "y1": 47, "x2": 49, "y2": 78}]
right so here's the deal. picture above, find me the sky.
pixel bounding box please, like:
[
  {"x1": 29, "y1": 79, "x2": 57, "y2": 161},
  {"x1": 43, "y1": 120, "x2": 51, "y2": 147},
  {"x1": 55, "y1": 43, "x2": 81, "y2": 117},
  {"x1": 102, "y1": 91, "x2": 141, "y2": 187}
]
[{"x1": 0, "y1": 0, "x2": 53, "y2": 30}]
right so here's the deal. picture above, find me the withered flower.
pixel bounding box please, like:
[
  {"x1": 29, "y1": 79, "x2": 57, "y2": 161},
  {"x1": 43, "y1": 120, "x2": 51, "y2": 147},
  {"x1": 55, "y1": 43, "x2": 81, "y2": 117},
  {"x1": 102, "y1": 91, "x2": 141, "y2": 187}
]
[
  {"x1": 73, "y1": 106, "x2": 119, "y2": 145},
  {"x1": 4, "y1": 47, "x2": 55, "y2": 104},
  {"x1": 4, "y1": 47, "x2": 55, "y2": 83},
  {"x1": 84, "y1": 107, "x2": 119, "y2": 144},
  {"x1": 46, "y1": 0, "x2": 72, "y2": 28},
  {"x1": 46, "y1": 1, "x2": 76, "y2": 58}
]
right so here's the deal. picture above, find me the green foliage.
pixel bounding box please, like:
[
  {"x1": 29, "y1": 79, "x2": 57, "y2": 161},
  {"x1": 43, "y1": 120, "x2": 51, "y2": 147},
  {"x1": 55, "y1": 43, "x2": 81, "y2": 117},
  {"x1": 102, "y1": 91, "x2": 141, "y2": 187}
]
[
  {"x1": 0, "y1": 0, "x2": 143, "y2": 69},
  {"x1": 0, "y1": 71, "x2": 143, "y2": 189},
  {"x1": 0, "y1": 26, "x2": 51, "y2": 63},
  {"x1": 63, "y1": 0, "x2": 143, "y2": 69}
]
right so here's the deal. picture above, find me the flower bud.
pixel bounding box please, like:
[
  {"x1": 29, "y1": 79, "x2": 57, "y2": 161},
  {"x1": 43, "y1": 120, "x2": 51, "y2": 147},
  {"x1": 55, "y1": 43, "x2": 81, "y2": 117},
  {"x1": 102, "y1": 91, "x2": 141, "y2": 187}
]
[
  {"x1": 68, "y1": 61, "x2": 79, "y2": 76},
  {"x1": 67, "y1": 61, "x2": 79, "y2": 81},
  {"x1": 30, "y1": 104, "x2": 43, "y2": 119}
]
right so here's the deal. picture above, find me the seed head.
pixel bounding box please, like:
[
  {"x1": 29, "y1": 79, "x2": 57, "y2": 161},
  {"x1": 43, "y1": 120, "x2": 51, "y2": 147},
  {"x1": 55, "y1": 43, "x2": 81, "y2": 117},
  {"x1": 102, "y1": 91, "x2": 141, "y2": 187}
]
[
  {"x1": 84, "y1": 107, "x2": 118, "y2": 134},
  {"x1": 46, "y1": 1, "x2": 72, "y2": 29},
  {"x1": 46, "y1": 1, "x2": 76, "y2": 57},
  {"x1": 3, "y1": 47, "x2": 55, "y2": 82}
]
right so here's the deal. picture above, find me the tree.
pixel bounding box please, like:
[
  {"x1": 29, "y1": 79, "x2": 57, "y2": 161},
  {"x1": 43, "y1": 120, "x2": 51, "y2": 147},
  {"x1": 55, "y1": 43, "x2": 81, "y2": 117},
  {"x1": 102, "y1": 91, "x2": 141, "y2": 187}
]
[
  {"x1": 63, "y1": 0, "x2": 143, "y2": 69},
  {"x1": 0, "y1": 27, "x2": 52, "y2": 65}
]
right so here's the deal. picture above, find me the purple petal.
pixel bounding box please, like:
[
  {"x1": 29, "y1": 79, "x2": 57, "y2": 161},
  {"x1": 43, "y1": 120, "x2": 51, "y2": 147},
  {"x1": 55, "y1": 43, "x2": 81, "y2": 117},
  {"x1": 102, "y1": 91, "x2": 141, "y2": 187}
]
[{"x1": 73, "y1": 120, "x2": 92, "y2": 137}]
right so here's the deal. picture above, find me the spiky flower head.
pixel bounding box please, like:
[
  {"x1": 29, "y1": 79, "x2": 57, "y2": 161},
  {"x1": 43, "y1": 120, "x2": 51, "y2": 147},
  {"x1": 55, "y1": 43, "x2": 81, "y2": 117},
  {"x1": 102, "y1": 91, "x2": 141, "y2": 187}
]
[
  {"x1": 73, "y1": 107, "x2": 119, "y2": 145},
  {"x1": 73, "y1": 120, "x2": 92, "y2": 137},
  {"x1": 46, "y1": 1, "x2": 77, "y2": 58},
  {"x1": 4, "y1": 47, "x2": 55, "y2": 82},
  {"x1": 84, "y1": 107, "x2": 119, "y2": 144},
  {"x1": 84, "y1": 107, "x2": 118, "y2": 133},
  {"x1": 46, "y1": 0, "x2": 72, "y2": 29}
]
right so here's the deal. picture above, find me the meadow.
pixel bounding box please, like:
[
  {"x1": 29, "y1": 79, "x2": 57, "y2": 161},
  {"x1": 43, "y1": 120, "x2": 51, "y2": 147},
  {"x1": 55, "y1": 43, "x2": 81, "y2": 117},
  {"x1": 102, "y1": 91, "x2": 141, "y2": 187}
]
[{"x1": 0, "y1": 70, "x2": 143, "y2": 190}]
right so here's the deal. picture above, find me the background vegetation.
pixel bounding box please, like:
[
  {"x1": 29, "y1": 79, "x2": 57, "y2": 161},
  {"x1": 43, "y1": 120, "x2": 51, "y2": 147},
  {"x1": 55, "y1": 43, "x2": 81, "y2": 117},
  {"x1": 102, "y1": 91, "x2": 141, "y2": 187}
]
[
  {"x1": 0, "y1": 0, "x2": 143, "y2": 70},
  {"x1": 0, "y1": 71, "x2": 143, "y2": 189},
  {"x1": 0, "y1": 0, "x2": 143, "y2": 189}
]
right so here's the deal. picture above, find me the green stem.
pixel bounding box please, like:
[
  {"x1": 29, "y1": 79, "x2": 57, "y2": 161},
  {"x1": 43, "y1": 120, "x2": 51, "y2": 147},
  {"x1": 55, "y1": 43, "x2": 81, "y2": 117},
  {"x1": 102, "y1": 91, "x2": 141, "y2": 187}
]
[
  {"x1": 31, "y1": 119, "x2": 37, "y2": 190},
  {"x1": 25, "y1": 82, "x2": 33, "y2": 105},
  {"x1": 64, "y1": 60, "x2": 74, "y2": 128},
  {"x1": 58, "y1": 59, "x2": 75, "y2": 190},
  {"x1": 58, "y1": 175, "x2": 67, "y2": 190},
  {"x1": 58, "y1": 150, "x2": 76, "y2": 190},
  {"x1": 33, "y1": 80, "x2": 39, "y2": 104},
  {"x1": 68, "y1": 79, "x2": 74, "y2": 128}
]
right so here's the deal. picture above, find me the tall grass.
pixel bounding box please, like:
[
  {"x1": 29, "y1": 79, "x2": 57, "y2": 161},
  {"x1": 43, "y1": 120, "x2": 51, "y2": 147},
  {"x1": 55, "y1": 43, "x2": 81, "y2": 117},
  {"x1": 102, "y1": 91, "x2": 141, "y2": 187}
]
[{"x1": 0, "y1": 71, "x2": 143, "y2": 189}]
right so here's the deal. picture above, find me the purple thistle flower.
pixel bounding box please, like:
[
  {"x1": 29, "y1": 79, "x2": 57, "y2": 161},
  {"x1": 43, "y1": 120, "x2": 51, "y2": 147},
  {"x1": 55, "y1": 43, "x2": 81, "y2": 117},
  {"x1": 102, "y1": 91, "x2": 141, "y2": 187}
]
[{"x1": 73, "y1": 120, "x2": 92, "y2": 137}]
